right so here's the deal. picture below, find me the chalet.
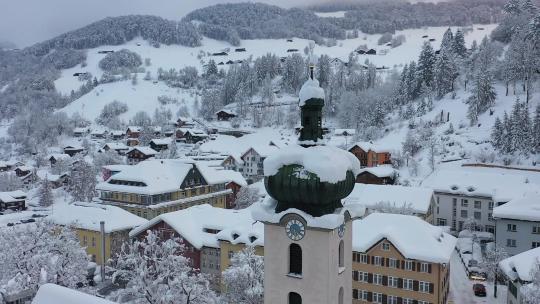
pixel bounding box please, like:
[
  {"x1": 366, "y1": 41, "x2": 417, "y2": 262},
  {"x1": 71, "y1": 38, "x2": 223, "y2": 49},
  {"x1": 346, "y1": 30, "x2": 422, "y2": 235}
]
[
  {"x1": 236, "y1": 60, "x2": 243, "y2": 64},
  {"x1": 72, "y1": 72, "x2": 88, "y2": 77},
  {"x1": 226, "y1": 60, "x2": 234, "y2": 65},
  {"x1": 149, "y1": 138, "x2": 170, "y2": 152},
  {"x1": 349, "y1": 142, "x2": 392, "y2": 168},
  {"x1": 240, "y1": 144, "x2": 279, "y2": 182},
  {"x1": 222, "y1": 171, "x2": 248, "y2": 208},
  {"x1": 218, "y1": 62, "x2": 224, "y2": 65},
  {"x1": 101, "y1": 164, "x2": 127, "y2": 181},
  {"x1": 0, "y1": 190, "x2": 26, "y2": 211},
  {"x1": 153, "y1": 126, "x2": 162, "y2": 137},
  {"x1": 15, "y1": 166, "x2": 33, "y2": 178},
  {"x1": 286, "y1": 49, "x2": 299, "y2": 53},
  {"x1": 98, "y1": 50, "x2": 114, "y2": 54},
  {"x1": 184, "y1": 129, "x2": 209, "y2": 144},
  {"x1": 175, "y1": 117, "x2": 195, "y2": 128},
  {"x1": 0, "y1": 160, "x2": 24, "y2": 172},
  {"x1": 37, "y1": 171, "x2": 70, "y2": 189},
  {"x1": 129, "y1": 204, "x2": 262, "y2": 289},
  {"x1": 163, "y1": 129, "x2": 175, "y2": 137},
  {"x1": 500, "y1": 247, "x2": 540, "y2": 304},
  {"x1": 48, "y1": 153, "x2": 71, "y2": 166},
  {"x1": 125, "y1": 147, "x2": 157, "y2": 165},
  {"x1": 216, "y1": 109, "x2": 237, "y2": 121},
  {"x1": 73, "y1": 127, "x2": 89, "y2": 137},
  {"x1": 366, "y1": 48, "x2": 377, "y2": 55},
  {"x1": 212, "y1": 52, "x2": 228, "y2": 56},
  {"x1": 355, "y1": 166, "x2": 397, "y2": 185},
  {"x1": 126, "y1": 138, "x2": 140, "y2": 147},
  {"x1": 96, "y1": 159, "x2": 232, "y2": 219},
  {"x1": 221, "y1": 154, "x2": 244, "y2": 172},
  {"x1": 102, "y1": 143, "x2": 129, "y2": 155},
  {"x1": 63, "y1": 145, "x2": 84, "y2": 157},
  {"x1": 110, "y1": 130, "x2": 126, "y2": 140},
  {"x1": 126, "y1": 126, "x2": 142, "y2": 138},
  {"x1": 356, "y1": 49, "x2": 366, "y2": 55},
  {"x1": 90, "y1": 129, "x2": 107, "y2": 139}
]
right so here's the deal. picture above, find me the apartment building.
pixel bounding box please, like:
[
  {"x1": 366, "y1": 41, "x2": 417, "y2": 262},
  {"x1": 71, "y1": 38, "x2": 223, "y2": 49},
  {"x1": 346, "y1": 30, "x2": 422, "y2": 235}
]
[
  {"x1": 499, "y1": 247, "x2": 540, "y2": 304},
  {"x1": 352, "y1": 213, "x2": 456, "y2": 304}
]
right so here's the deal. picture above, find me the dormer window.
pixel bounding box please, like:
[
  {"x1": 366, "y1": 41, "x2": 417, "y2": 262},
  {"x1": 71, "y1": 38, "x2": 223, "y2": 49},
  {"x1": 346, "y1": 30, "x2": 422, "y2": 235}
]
[
  {"x1": 249, "y1": 236, "x2": 257, "y2": 243},
  {"x1": 232, "y1": 233, "x2": 239, "y2": 240}
]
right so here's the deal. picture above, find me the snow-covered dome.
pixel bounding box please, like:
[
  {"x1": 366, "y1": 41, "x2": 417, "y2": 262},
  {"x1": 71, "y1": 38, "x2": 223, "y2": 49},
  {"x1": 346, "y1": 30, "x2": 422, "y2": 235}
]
[{"x1": 299, "y1": 78, "x2": 325, "y2": 107}]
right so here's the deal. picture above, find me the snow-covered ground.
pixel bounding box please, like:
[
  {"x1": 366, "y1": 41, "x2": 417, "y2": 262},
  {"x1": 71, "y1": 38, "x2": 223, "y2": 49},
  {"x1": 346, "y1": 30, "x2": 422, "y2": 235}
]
[{"x1": 314, "y1": 11, "x2": 347, "y2": 18}]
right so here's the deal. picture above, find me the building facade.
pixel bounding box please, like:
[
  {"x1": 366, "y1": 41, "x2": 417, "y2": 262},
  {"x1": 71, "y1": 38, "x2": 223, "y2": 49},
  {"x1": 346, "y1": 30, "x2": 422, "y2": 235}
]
[
  {"x1": 349, "y1": 143, "x2": 392, "y2": 168},
  {"x1": 433, "y1": 192, "x2": 497, "y2": 233}
]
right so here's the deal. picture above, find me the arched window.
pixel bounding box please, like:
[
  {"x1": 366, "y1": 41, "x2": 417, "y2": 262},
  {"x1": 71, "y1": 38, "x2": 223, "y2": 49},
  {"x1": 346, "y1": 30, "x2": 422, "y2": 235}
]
[
  {"x1": 289, "y1": 292, "x2": 302, "y2": 304},
  {"x1": 338, "y1": 287, "x2": 344, "y2": 304},
  {"x1": 289, "y1": 243, "x2": 302, "y2": 275},
  {"x1": 338, "y1": 240, "x2": 344, "y2": 268}
]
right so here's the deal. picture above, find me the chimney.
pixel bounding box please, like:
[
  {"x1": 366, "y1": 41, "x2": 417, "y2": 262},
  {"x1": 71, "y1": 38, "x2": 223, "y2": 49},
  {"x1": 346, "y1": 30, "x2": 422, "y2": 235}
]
[{"x1": 309, "y1": 65, "x2": 315, "y2": 80}]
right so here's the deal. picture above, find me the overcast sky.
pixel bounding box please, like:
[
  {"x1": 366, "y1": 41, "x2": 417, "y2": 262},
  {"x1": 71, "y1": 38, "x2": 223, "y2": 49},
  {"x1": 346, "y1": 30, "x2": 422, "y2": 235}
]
[{"x1": 0, "y1": 0, "x2": 339, "y2": 47}]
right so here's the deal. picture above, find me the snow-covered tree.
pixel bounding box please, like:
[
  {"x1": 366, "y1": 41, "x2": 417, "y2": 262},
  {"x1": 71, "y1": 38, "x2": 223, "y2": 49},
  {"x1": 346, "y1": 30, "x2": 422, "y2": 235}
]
[
  {"x1": 479, "y1": 246, "x2": 508, "y2": 298},
  {"x1": 433, "y1": 50, "x2": 458, "y2": 98},
  {"x1": 68, "y1": 159, "x2": 97, "y2": 202},
  {"x1": 491, "y1": 117, "x2": 504, "y2": 150},
  {"x1": 416, "y1": 42, "x2": 436, "y2": 87},
  {"x1": 402, "y1": 129, "x2": 421, "y2": 156},
  {"x1": 0, "y1": 221, "x2": 89, "y2": 297},
  {"x1": 452, "y1": 29, "x2": 467, "y2": 58},
  {"x1": 93, "y1": 150, "x2": 123, "y2": 171},
  {"x1": 234, "y1": 187, "x2": 260, "y2": 209},
  {"x1": 38, "y1": 178, "x2": 53, "y2": 207},
  {"x1": 522, "y1": 261, "x2": 540, "y2": 304},
  {"x1": 168, "y1": 139, "x2": 179, "y2": 159},
  {"x1": 466, "y1": 71, "x2": 496, "y2": 124},
  {"x1": 110, "y1": 231, "x2": 216, "y2": 304},
  {"x1": 440, "y1": 28, "x2": 454, "y2": 52},
  {"x1": 533, "y1": 104, "x2": 540, "y2": 153},
  {"x1": 222, "y1": 246, "x2": 264, "y2": 304},
  {"x1": 0, "y1": 173, "x2": 24, "y2": 191}
]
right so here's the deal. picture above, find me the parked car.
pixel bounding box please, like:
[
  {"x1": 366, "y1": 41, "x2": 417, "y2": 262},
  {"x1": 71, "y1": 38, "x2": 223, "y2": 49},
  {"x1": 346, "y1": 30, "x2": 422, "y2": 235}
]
[
  {"x1": 32, "y1": 214, "x2": 47, "y2": 218},
  {"x1": 20, "y1": 219, "x2": 36, "y2": 224},
  {"x1": 7, "y1": 223, "x2": 14, "y2": 227},
  {"x1": 473, "y1": 283, "x2": 486, "y2": 297}
]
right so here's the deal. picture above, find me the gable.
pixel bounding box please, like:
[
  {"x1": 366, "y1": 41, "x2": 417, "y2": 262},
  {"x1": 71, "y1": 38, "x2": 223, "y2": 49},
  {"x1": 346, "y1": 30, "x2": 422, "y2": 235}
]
[{"x1": 180, "y1": 166, "x2": 208, "y2": 188}]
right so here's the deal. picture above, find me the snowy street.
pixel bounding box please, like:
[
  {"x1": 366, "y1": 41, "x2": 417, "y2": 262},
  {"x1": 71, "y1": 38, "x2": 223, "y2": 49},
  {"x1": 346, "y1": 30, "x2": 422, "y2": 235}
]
[{"x1": 449, "y1": 251, "x2": 506, "y2": 304}]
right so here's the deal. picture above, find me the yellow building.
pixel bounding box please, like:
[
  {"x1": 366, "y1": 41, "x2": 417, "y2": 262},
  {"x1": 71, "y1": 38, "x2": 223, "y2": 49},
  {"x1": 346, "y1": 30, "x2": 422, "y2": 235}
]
[
  {"x1": 48, "y1": 202, "x2": 147, "y2": 264},
  {"x1": 97, "y1": 159, "x2": 233, "y2": 219}
]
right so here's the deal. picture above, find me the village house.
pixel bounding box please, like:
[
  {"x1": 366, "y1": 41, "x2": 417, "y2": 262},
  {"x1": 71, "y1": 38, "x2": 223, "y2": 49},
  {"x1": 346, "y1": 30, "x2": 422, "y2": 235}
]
[
  {"x1": 125, "y1": 147, "x2": 157, "y2": 165},
  {"x1": 96, "y1": 159, "x2": 232, "y2": 219},
  {"x1": 422, "y1": 168, "x2": 537, "y2": 233},
  {"x1": 110, "y1": 130, "x2": 126, "y2": 140},
  {"x1": 0, "y1": 190, "x2": 26, "y2": 211},
  {"x1": 48, "y1": 202, "x2": 147, "y2": 264},
  {"x1": 349, "y1": 142, "x2": 392, "y2": 168},
  {"x1": 184, "y1": 129, "x2": 209, "y2": 144},
  {"x1": 101, "y1": 143, "x2": 129, "y2": 155},
  {"x1": 493, "y1": 192, "x2": 540, "y2": 257},
  {"x1": 15, "y1": 166, "x2": 36, "y2": 187},
  {"x1": 101, "y1": 164, "x2": 127, "y2": 181},
  {"x1": 129, "y1": 204, "x2": 263, "y2": 290},
  {"x1": 175, "y1": 117, "x2": 196, "y2": 128},
  {"x1": 344, "y1": 184, "x2": 436, "y2": 223},
  {"x1": 215, "y1": 109, "x2": 237, "y2": 121},
  {"x1": 73, "y1": 127, "x2": 89, "y2": 137},
  {"x1": 126, "y1": 126, "x2": 142, "y2": 138},
  {"x1": 240, "y1": 144, "x2": 279, "y2": 182},
  {"x1": 90, "y1": 129, "x2": 107, "y2": 139},
  {"x1": 499, "y1": 246, "x2": 540, "y2": 304},
  {"x1": 149, "y1": 138, "x2": 170, "y2": 152},
  {"x1": 63, "y1": 145, "x2": 85, "y2": 157},
  {"x1": 355, "y1": 166, "x2": 397, "y2": 185},
  {"x1": 48, "y1": 153, "x2": 71, "y2": 166},
  {"x1": 352, "y1": 213, "x2": 456, "y2": 304},
  {"x1": 126, "y1": 138, "x2": 140, "y2": 147},
  {"x1": 37, "y1": 171, "x2": 70, "y2": 189},
  {"x1": 0, "y1": 160, "x2": 24, "y2": 172}
]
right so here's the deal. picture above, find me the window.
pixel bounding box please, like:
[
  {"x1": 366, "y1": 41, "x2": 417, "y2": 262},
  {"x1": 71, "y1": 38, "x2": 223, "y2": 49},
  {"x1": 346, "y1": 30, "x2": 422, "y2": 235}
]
[
  {"x1": 338, "y1": 287, "x2": 344, "y2": 304},
  {"x1": 419, "y1": 281, "x2": 430, "y2": 293},
  {"x1": 374, "y1": 256, "x2": 383, "y2": 266},
  {"x1": 533, "y1": 242, "x2": 540, "y2": 249},
  {"x1": 352, "y1": 289, "x2": 359, "y2": 300},
  {"x1": 437, "y1": 218, "x2": 447, "y2": 226},
  {"x1": 358, "y1": 271, "x2": 369, "y2": 282},
  {"x1": 374, "y1": 274, "x2": 383, "y2": 285},
  {"x1": 474, "y1": 211, "x2": 481, "y2": 220},
  {"x1": 82, "y1": 235, "x2": 87, "y2": 246},
  {"x1": 388, "y1": 276, "x2": 398, "y2": 288},
  {"x1": 404, "y1": 279, "x2": 414, "y2": 290},
  {"x1": 506, "y1": 239, "x2": 517, "y2": 247},
  {"x1": 338, "y1": 240, "x2": 344, "y2": 268},
  {"x1": 405, "y1": 260, "x2": 413, "y2": 271},
  {"x1": 388, "y1": 295, "x2": 398, "y2": 304},
  {"x1": 403, "y1": 299, "x2": 414, "y2": 304},
  {"x1": 461, "y1": 199, "x2": 468, "y2": 207},
  {"x1": 533, "y1": 226, "x2": 540, "y2": 234},
  {"x1": 452, "y1": 198, "x2": 457, "y2": 206},
  {"x1": 474, "y1": 201, "x2": 481, "y2": 209},
  {"x1": 388, "y1": 258, "x2": 397, "y2": 268},
  {"x1": 420, "y1": 263, "x2": 429, "y2": 273},
  {"x1": 360, "y1": 253, "x2": 368, "y2": 264},
  {"x1": 461, "y1": 210, "x2": 468, "y2": 218},
  {"x1": 381, "y1": 243, "x2": 390, "y2": 251},
  {"x1": 289, "y1": 244, "x2": 302, "y2": 275},
  {"x1": 507, "y1": 224, "x2": 517, "y2": 232},
  {"x1": 488, "y1": 201, "x2": 494, "y2": 210},
  {"x1": 372, "y1": 292, "x2": 383, "y2": 304},
  {"x1": 288, "y1": 292, "x2": 301, "y2": 304},
  {"x1": 488, "y1": 213, "x2": 493, "y2": 221},
  {"x1": 359, "y1": 290, "x2": 368, "y2": 301},
  {"x1": 91, "y1": 237, "x2": 96, "y2": 247}
]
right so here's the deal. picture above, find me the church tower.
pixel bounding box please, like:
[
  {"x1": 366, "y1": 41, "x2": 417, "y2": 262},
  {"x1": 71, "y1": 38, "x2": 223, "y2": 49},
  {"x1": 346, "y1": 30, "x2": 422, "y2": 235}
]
[{"x1": 254, "y1": 66, "x2": 361, "y2": 304}]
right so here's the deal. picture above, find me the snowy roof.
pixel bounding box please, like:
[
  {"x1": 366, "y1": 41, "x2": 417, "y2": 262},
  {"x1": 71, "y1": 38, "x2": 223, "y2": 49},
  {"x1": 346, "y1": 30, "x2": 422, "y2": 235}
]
[
  {"x1": 0, "y1": 160, "x2": 23, "y2": 167},
  {"x1": 91, "y1": 128, "x2": 107, "y2": 135},
  {"x1": 36, "y1": 170, "x2": 68, "y2": 182},
  {"x1": 127, "y1": 126, "x2": 142, "y2": 132},
  {"x1": 350, "y1": 141, "x2": 392, "y2": 153},
  {"x1": 352, "y1": 213, "x2": 456, "y2": 263},
  {"x1": 110, "y1": 130, "x2": 125, "y2": 136},
  {"x1": 422, "y1": 169, "x2": 537, "y2": 202},
  {"x1": 500, "y1": 247, "x2": 540, "y2": 282},
  {"x1": 130, "y1": 204, "x2": 261, "y2": 248},
  {"x1": 102, "y1": 164, "x2": 129, "y2": 172},
  {"x1": 185, "y1": 129, "x2": 208, "y2": 137},
  {"x1": 334, "y1": 129, "x2": 356, "y2": 136},
  {"x1": 48, "y1": 153, "x2": 71, "y2": 160},
  {"x1": 493, "y1": 192, "x2": 540, "y2": 221},
  {"x1": 64, "y1": 144, "x2": 84, "y2": 150},
  {"x1": 344, "y1": 184, "x2": 434, "y2": 214},
  {"x1": 32, "y1": 283, "x2": 115, "y2": 304},
  {"x1": 97, "y1": 159, "x2": 227, "y2": 195},
  {"x1": 0, "y1": 191, "x2": 26, "y2": 203},
  {"x1": 150, "y1": 138, "x2": 170, "y2": 146},
  {"x1": 15, "y1": 165, "x2": 33, "y2": 172},
  {"x1": 202, "y1": 169, "x2": 247, "y2": 187},
  {"x1": 242, "y1": 144, "x2": 280, "y2": 159},
  {"x1": 252, "y1": 196, "x2": 365, "y2": 230},
  {"x1": 47, "y1": 202, "x2": 147, "y2": 233},
  {"x1": 216, "y1": 108, "x2": 237, "y2": 116},
  {"x1": 264, "y1": 145, "x2": 361, "y2": 183},
  {"x1": 103, "y1": 142, "x2": 129, "y2": 150},
  {"x1": 73, "y1": 127, "x2": 89, "y2": 133},
  {"x1": 127, "y1": 146, "x2": 158, "y2": 156},
  {"x1": 299, "y1": 78, "x2": 325, "y2": 106},
  {"x1": 357, "y1": 165, "x2": 397, "y2": 178}
]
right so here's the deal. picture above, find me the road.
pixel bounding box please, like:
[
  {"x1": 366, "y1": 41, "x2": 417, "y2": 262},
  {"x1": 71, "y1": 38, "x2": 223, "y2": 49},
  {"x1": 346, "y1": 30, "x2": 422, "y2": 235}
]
[{"x1": 449, "y1": 251, "x2": 506, "y2": 304}]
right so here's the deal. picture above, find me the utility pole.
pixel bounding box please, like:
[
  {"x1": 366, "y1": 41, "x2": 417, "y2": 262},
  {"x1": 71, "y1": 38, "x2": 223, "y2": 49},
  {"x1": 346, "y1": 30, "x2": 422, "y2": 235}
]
[{"x1": 100, "y1": 221, "x2": 106, "y2": 281}]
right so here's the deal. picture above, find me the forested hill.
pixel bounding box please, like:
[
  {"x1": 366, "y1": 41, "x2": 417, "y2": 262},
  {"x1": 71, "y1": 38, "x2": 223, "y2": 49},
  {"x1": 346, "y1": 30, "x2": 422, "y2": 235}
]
[{"x1": 183, "y1": 3, "x2": 345, "y2": 46}]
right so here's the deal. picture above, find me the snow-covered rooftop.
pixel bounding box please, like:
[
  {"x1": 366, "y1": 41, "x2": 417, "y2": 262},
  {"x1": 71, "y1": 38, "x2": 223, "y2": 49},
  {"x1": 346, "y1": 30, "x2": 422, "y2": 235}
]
[
  {"x1": 299, "y1": 78, "x2": 325, "y2": 106},
  {"x1": 130, "y1": 204, "x2": 261, "y2": 248},
  {"x1": 103, "y1": 142, "x2": 128, "y2": 150},
  {"x1": 127, "y1": 146, "x2": 158, "y2": 156},
  {"x1": 357, "y1": 165, "x2": 397, "y2": 178},
  {"x1": 264, "y1": 145, "x2": 360, "y2": 184},
  {"x1": 422, "y1": 168, "x2": 538, "y2": 202},
  {"x1": 500, "y1": 247, "x2": 540, "y2": 282},
  {"x1": 353, "y1": 213, "x2": 456, "y2": 263},
  {"x1": 493, "y1": 192, "x2": 540, "y2": 222},
  {"x1": 47, "y1": 202, "x2": 147, "y2": 233},
  {"x1": 350, "y1": 141, "x2": 393, "y2": 153},
  {"x1": 242, "y1": 144, "x2": 279, "y2": 159},
  {"x1": 32, "y1": 283, "x2": 115, "y2": 304},
  {"x1": 0, "y1": 191, "x2": 26, "y2": 203},
  {"x1": 252, "y1": 196, "x2": 365, "y2": 230},
  {"x1": 344, "y1": 184, "x2": 434, "y2": 215},
  {"x1": 48, "y1": 153, "x2": 71, "y2": 160},
  {"x1": 150, "y1": 138, "x2": 170, "y2": 146}
]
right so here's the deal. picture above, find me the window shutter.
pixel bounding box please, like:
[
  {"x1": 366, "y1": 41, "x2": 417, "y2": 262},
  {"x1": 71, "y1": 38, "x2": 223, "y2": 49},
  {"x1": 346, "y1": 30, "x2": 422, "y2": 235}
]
[
  {"x1": 386, "y1": 257, "x2": 390, "y2": 267},
  {"x1": 353, "y1": 271, "x2": 359, "y2": 281},
  {"x1": 428, "y1": 263, "x2": 432, "y2": 273},
  {"x1": 417, "y1": 262, "x2": 421, "y2": 272},
  {"x1": 413, "y1": 280, "x2": 419, "y2": 292},
  {"x1": 367, "y1": 292, "x2": 373, "y2": 302},
  {"x1": 397, "y1": 297, "x2": 403, "y2": 304},
  {"x1": 398, "y1": 278, "x2": 403, "y2": 288},
  {"x1": 382, "y1": 275, "x2": 388, "y2": 286},
  {"x1": 366, "y1": 255, "x2": 371, "y2": 264},
  {"x1": 371, "y1": 255, "x2": 375, "y2": 265},
  {"x1": 413, "y1": 301, "x2": 418, "y2": 304},
  {"x1": 353, "y1": 289, "x2": 358, "y2": 299},
  {"x1": 382, "y1": 294, "x2": 387, "y2": 304},
  {"x1": 430, "y1": 283, "x2": 434, "y2": 294},
  {"x1": 368, "y1": 273, "x2": 373, "y2": 284},
  {"x1": 412, "y1": 262, "x2": 416, "y2": 271},
  {"x1": 401, "y1": 260, "x2": 405, "y2": 269}
]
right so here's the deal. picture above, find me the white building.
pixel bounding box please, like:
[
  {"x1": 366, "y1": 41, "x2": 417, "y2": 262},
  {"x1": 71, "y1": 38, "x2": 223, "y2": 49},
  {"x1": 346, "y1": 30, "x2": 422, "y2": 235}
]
[
  {"x1": 240, "y1": 145, "x2": 279, "y2": 182},
  {"x1": 494, "y1": 192, "x2": 540, "y2": 256},
  {"x1": 32, "y1": 283, "x2": 115, "y2": 304},
  {"x1": 421, "y1": 169, "x2": 536, "y2": 233},
  {"x1": 343, "y1": 184, "x2": 435, "y2": 223},
  {"x1": 499, "y1": 247, "x2": 540, "y2": 304}
]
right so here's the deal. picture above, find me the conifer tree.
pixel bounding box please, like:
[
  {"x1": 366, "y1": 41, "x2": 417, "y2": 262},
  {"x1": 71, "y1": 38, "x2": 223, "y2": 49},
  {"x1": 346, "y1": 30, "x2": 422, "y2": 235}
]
[
  {"x1": 491, "y1": 117, "x2": 504, "y2": 150},
  {"x1": 440, "y1": 28, "x2": 454, "y2": 52},
  {"x1": 434, "y1": 50, "x2": 458, "y2": 98},
  {"x1": 416, "y1": 42, "x2": 436, "y2": 87},
  {"x1": 533, "y1": 104, "x2": 540, "y2": 153},
  {"x1": 452, "y1": 30, "x2": 468, "y2": 58},
  {"x1": 467, "y1": 71, "x2": 496, "y2": 123},
  {"x1": 38, "y1": 177, "x2": 53, "y2": 207}
]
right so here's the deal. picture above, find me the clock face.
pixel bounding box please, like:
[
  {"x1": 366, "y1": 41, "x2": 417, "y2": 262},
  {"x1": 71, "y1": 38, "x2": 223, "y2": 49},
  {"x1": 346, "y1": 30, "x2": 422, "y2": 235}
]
[
  {"x1": 286, "y1": 219, "x2": 306, "y2": 241},
  {"x1": 338, "y1": 224, "x2": 345, "y2": 238}
]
